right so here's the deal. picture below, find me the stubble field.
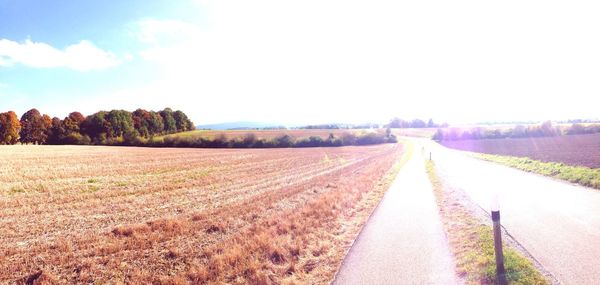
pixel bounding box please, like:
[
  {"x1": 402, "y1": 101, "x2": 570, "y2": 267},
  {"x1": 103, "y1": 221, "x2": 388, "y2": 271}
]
[{"x1": 0, "y1": 143, "x2": 404, "y2": 284}]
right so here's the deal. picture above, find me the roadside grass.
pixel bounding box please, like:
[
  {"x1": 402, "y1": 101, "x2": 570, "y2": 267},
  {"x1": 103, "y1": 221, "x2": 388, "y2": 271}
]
[
  {"x1": 475, "y1": 154, "x2": 600, "y2": 190},
  {"x1": 426, "y1": 160, "x2": 548, "y2": 284}
]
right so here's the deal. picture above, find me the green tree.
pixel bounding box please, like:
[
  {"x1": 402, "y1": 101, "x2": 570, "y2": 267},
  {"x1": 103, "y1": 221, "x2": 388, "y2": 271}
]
[
  {"x1": 148, "y1": 111, "x2": 164, "y2": 135},
  {"x1": 160, "y1": 108, "x2": 177, "y2": 133},
  {"x1": 173, "y1": 110, "x2": 194, "y2": 132},
  {"x1": 132, "y1": 109, "x2": 151, "y2": 137},
  {"x1": 81, "y1": 111, "x2": 112, "y2": 142},
  {"x1": 106, "y1": 110, "x2": 135, "y2": 138}
]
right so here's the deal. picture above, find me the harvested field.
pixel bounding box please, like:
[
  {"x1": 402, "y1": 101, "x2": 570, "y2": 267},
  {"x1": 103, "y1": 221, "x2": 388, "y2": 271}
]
[
  {"x1": 440, "y1": 133, "x2": 600, "y2": 168},
  {"x1": 0, "y1": 143, "x2": 405, "y2": 284},
  {"x1": 160, "y1": 129, "x2": 374, "y2": 140}
]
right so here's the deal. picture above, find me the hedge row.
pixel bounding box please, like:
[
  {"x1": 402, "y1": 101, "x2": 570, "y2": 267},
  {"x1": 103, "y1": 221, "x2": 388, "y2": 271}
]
[{"x1": 106, "y1": 132, "x2": 397, "y2": 148}]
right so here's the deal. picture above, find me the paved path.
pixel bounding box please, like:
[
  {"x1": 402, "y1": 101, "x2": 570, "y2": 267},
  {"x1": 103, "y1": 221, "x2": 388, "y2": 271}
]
[
  {"x1": 333, "y1": 146, "x2": 458, "y2": 285},
  {"x1": 428, "y1": 140, "x2": 600, "y2": 285}
]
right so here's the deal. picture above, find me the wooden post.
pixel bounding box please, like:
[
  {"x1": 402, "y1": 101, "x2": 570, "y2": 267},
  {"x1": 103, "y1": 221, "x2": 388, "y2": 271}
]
[{"x1": 492, "y1": 210, "x2": 508, "y2": 285}]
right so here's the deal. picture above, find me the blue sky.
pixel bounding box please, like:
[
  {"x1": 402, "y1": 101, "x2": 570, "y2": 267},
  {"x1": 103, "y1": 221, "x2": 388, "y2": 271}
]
[{"x1": 1, "y1": 0, "x2": 599, "y2": 125}]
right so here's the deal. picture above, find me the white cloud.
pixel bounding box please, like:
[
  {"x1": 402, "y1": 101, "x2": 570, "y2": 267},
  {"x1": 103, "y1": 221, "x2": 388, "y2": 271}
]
[
  {"x1": 0, "y1": 39, "x2": 120, "y2": 71},
  {"x1": 126, "y1": 1, "x2": 600, "y2": 124}
]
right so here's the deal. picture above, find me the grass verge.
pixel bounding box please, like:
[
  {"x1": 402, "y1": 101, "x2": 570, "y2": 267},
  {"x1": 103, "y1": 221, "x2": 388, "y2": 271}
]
[
  {"x1": 475, "y1": 153, "x2": 600, "y2": 190},
  {"x1": 426, "y1": 160, "x2": 548, "y2": 284}
]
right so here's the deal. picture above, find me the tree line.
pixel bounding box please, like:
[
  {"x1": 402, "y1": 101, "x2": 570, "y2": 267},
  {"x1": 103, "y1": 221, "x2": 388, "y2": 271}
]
[
  {"x1": 0, "y1": 108, "x2": 194, "y2": 145},
  {"x1": 146, "y1": 131, "x2": 397, "y2": 148},
  {"x1": 298, "y1": 123, "x2": 380, "y2": 129},
  {"x1": 433, "y1": 121, "x2": 600, "y2": 141},
  {"x1": 0, "y1": 108, "x2": 399, "y2": 148},
  {"x1": 386, "y1": 118, "x2": 446, "y2": 128}
]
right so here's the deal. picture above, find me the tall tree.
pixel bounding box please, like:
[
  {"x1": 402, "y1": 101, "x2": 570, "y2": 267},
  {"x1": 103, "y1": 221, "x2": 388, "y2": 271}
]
[
  {"x1": 173, "y1": 110, "x2": 194, "y2": 132},
  {"x1": 160, "y1": 108, "x2": 177, "y2": 133},
  {"x1": 63, "y1": 112, "x2": 86, "y2": 134},
  {"x1": 81, "y1": 111, "x2": 112, "y2": 142},
  {"x1": 387, "y1": 117, "x2": 410, "y2": 128},
  {"x1": 148, "y1": 111, "x2": 164, "y2": 136},
  {"x1": 0, "y1": 111, "x2": 21, "y2": 145},
  {"x1": 20, "y1": 109, "x2": 46, "y2": 144},
  {"x1": 132, "y1": 109, "x2": 151, "y2": 137},
  {"x1": 410, "y1": 119, "x2": 426, "y2": 128},
  {"x1": 41, "y1": 114, "x2": 52, "y2": 141},
  {"x1": 427, "y1": 118, "x2": 435, "y2": 128},
  {"x1": 47, "y1": 117, "x2": 65, "y2": 145},
  {"x1": 106, "y1": 110, "x2": 135, "y2": 138}
]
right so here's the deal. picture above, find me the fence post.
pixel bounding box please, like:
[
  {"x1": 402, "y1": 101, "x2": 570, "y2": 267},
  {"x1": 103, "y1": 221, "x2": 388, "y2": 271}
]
[{"x1": 491, "y1": 199, "x2": 507, "y2": 285}]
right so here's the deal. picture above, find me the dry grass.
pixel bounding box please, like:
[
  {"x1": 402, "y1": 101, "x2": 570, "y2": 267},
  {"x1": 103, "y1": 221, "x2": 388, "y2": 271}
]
[
  {"x1": 0, "y1": 143, "x2": 405, "y2": 284},
  {"x1": 425, "y1": 160, "x2": 548, "y2": 284}
]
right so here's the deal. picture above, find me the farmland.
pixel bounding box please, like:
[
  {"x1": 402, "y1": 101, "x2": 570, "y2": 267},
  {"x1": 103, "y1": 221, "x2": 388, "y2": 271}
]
[
  {"x1": 440, "y1": 133, "x2": 600, "y2": 168},
  {"x1": 0, "y1": 143, "x2": 405, "y2": 284},
  {"x1": 159, "y1": 129, "x2": 370, "y2": 140}
]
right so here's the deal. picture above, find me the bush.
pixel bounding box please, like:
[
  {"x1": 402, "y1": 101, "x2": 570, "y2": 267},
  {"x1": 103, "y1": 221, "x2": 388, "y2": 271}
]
[
  {"x1": 242, "y1": 133, "x2": 258, "y2": 147},
  {"x1": 274, "y1": 135, "x2": 293, "y2": 147},
  {"x1": 296, "y1": 136, "x2": 324, "y2": 147},
  {"x1": 356, "y1": 133, "x2": 385, "y2": 145},
  {"x1": 63, "y1": 133, "x2": 91, "y2": 145},
  {"x1": 340, "y1": 133, "x2": 357, "y2": 145},
  {"x1": 566, "y1": 123, "x2": 600, "y2": 135}
]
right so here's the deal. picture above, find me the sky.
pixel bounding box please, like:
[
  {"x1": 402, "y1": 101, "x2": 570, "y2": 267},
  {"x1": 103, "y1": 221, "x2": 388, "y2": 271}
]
[{"x1": 0, "y1": 0, "x2": 599, "y2": 126}]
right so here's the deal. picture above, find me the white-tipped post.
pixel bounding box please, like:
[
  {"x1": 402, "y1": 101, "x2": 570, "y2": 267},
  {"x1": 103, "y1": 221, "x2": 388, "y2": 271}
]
[
  {"x1": 491, "y1": 193, "x2": 500, "y2": 212},
  {"x1": 491, "y1": 194, "x2": 507, "y2": 285}
]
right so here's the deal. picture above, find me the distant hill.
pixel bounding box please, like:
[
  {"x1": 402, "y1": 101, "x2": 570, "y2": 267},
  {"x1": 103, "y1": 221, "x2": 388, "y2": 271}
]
[{"x1": 196, "y1": 121, "x2": 286, "y2": 130}]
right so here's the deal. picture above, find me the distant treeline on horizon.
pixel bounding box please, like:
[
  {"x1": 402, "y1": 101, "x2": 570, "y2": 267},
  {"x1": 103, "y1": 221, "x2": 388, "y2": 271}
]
[
  {"x1": 474, "y1": 118, "x2": 600, "y2": 125},
  {"x1": 295, "y1": 118, "x2": 447, "y2": 130},
  {"x1": 433, "y1": 121, "x2": 600, "y2": 141}
]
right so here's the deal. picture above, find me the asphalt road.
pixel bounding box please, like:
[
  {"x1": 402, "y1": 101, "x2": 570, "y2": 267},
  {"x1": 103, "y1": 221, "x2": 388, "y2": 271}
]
[
  {"x1": 333, "y1": 148, "x2": 458, "y2": 285},
  {"x1": 427, "y1": 140, "x2": 600, "y2": 285}
]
